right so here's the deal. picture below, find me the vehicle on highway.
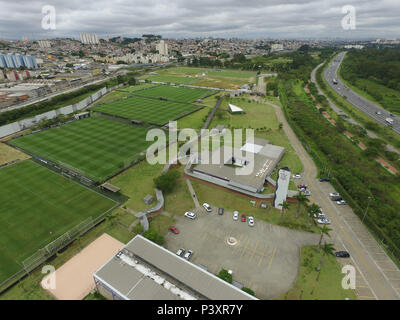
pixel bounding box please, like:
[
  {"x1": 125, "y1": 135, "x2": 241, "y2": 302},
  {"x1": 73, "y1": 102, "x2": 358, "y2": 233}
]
[
  {"x1": 184, "y1": 250, "x2": 193, "y2": 260},
  {"x1": 335, "y1": 251, "x2": 350, "y2": 258},
  {"x1": 293, "y1": 174, "x2": 301, "y2": 179},
  {"x1": 376, "y1": 111, "x2": 382, "y2": 115},
  {"x1": 168, "y1": 226, "x2": 179, "y2": 234},
  {"x1": 337, "y1": 200, "x2": 346, "y2": 205},
  {"x1": 184, "y1": 211, "x2": 196, "y2": 219},
  {"x1": 333, "y1": 79, "x2": 338, "y2": 85},
  {"x1": 318, "y1": 218, "x2": 331, "y2": 225},
  {"x1": 203, "y1": 203, "x2": 212, "y2": 212},
  {"x1": 241, "y1": 214, "x2": 246, "y2": 222},
  {"x1": 329, "y1": 192, "x2": 340, "y2": 197},
  {"x1": 248, "y1": 216, "x2": 254, "y2": 227},
  {"x1": 319, "y1": 177, "x2": 331, "y2": 182},
  {"x1": 233, "y1": 211, "x2": 239, "y2": 221},
  {"x1": 386, "y1": 118, "x2": 394, "y2": 125},
  {"x1": 218, "y1": 207, "x2": 224, "y2": 215},
  {"x1": 176, "y1": 248, "x2": 185, "y2": 257}
]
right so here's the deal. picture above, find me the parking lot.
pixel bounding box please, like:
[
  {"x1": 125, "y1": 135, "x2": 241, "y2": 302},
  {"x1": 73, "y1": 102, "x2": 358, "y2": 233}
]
[{"x1": 165, "y1": 205, "x2": 320, "y2": 299}]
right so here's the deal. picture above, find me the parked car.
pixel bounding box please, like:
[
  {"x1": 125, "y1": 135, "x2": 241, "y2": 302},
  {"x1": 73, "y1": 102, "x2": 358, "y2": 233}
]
[
  {"x1": 241, "y1": 214, "x2": 246, "y2": 222},
  {"x1": 184, "y1": 211, "x2": 196, "y2": 219},
  {"x1": 218, "y1": 207, "x2": 224, "y2": 215},
  {"x1": 318, "y1": 218, "x2": 331, "y2": 225},
  {"x1": 176, "y1": 248, "x2": 185, "y2": 257},
  {"x1": 184, "y1": 250, "x2": 193, "y2": 260},
  {"x1": 337, "y1": 200, "x2": 346, "y2": 205},
  {"x1": 248, "y1": 216, "x2": 254, "y2": 227},
  {"x1": 293, "y1": 174, "x2": 301, "y2": 179},
  {"x1": 329, "y1": 192, "x2": 340, "y2": 197},
  {"x1": 233, "y1": 211, "x2": 239, "y2": 221},
  {"x1": 297, "y1": 184, "x2": 308, "y2": 189},
  {"x1": 331, "y1": 196, "x2": 343, "y2": 201},
  {"x1": 168, "y1": 226, "x2": 179, "y2": 234},
  {"x1": 335, "y1": 251, "x2": 350, "y2": 258},
  {"x1": 301, "y1": 190, "x2": 311, "y2": 196},
  {"x1": 203, "y1": 203, "x2": 212, "y2": 212},
  {"x1": 319, "y1": 177, "x2": 330, "y2": 182},
  {"x1": 313, "y1": 212, "x2": 326, "y2": 219}
]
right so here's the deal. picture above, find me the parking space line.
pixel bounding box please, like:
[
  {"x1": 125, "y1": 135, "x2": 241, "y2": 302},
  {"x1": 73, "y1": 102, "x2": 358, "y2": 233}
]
[
  {"x1": 267, "y1": 247, "x2": 277, "y2": 271},
  {"x1": 240, "y1": 239, "x2": 251, "y2": 257},
  {"x1": 258, "y1": 246, "x2": 268, "y2": 266},
  {"x1": 250, "y1": 240, "x2": 259, "y2": 261}
]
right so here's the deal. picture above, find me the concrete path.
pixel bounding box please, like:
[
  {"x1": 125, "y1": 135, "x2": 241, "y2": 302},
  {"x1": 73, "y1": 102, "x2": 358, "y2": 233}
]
[
  {"x1": 186, "y1": 178, "x2": 200, "y2": 208},
  {"x1": 264, "y1": 98, "x2": 400, "y2": 300}
]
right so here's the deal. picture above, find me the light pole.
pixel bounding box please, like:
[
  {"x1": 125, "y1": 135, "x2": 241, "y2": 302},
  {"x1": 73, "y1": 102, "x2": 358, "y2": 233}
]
[{"x1": 362, "y1": 196, "x2": 372, "y2": 223}]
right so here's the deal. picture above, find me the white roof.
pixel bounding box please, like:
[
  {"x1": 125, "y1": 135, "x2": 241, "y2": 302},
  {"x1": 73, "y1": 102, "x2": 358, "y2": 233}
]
[
  {"x1": 228, "y1": 103, "x2": 243, "y2": 113},
  {"x1": 240, "y1": 143, "x2": 263, "y2": 154}
]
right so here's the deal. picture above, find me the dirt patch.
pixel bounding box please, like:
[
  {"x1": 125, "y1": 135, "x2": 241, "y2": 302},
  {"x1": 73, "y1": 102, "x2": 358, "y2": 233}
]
[
  {"x1": 0, "y1": 142, "x2": 30, "y2": 165},
  {"x1": 41, "y1": 233, "x2": 123, "y2": 300}
]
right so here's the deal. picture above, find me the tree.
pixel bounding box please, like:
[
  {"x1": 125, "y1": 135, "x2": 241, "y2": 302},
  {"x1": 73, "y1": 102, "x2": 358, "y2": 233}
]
[
  {"x1": 153, "y1": 170, "x2": 180, "y2": 193},
  {"x1": 142, "y1": 228, "x2": 165, "y2": 245},
  {"x1": 280, "y1": 201, "x2": 290, "y2": 223},
  {"x1": 316, "y1": 242, "x2": 335, "y2": 281},
  {"x1": 217, "y1": 269, "x2": 232, "y2": 284},
  {"x1": 317, "y1": 225, "x2": 332, "y2": 251},
  {"x1": 308, "y1": 203, "x2": 321, "y2": 228},
  {"x1": 294, "y1": 193, "x2": 309, "y2": 219}
]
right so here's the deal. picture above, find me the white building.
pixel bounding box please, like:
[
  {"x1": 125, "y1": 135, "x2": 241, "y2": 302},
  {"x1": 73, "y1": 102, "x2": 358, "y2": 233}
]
[
  {"x1": 80, "y1": 33, "x2": 99, "y2": 45},
  {"x1": 38, "y1": 40, "x2": 51, "y2": 48},
  {"x1": 156, "y1": 40, "x2": 169, "y2": 56}
]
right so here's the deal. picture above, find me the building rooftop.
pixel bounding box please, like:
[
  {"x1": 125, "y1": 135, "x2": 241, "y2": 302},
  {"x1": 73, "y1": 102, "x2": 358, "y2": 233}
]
[{"x1": 94, "y1": 235, "x2": 256, "y2": 300}]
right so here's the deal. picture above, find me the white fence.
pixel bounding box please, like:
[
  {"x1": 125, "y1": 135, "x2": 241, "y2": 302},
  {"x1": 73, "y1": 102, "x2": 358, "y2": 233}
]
[{"x1": 0, "y1": 85, "x2": 120, "y2": 139}]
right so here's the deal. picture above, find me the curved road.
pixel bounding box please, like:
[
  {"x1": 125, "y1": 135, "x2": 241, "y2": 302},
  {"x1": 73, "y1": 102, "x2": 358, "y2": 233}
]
[
  {"x1": 260, "y1": 98, "x2": 400, "y2": 300},
  {"x1": 324, "y1": 51, "x2": 400, "y2": 135}
]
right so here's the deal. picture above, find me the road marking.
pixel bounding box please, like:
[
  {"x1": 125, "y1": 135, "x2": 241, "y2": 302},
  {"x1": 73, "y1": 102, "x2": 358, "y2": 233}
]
[
  {"x1": 250, "y1": 240, "x2": 259, "y2": 261},
  {"x1": 258, "y1": 246, "x2": 268, "y2": 266},
  {"x1": 267, "y1": 247, "x2": 277, "y2": 271},
  {"x1": 240, "y1": 239, "x2": 251, "y2": 257},
  {"x1": 358, "y1": 296, "x2": 376, "y2": 300}
]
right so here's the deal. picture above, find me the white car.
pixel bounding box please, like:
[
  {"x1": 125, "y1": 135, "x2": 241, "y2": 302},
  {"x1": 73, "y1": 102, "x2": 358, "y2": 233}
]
[
  {"x1": 293, "y1": 174, "x2": 301, "y2": 179},
  {"x1": 184, "y1": 250, "x2": 193, "y2": 260},
  {"x1": 337, "y1": 200, "x2": 346, "y2": 205},
  {"x1": 318, "y1": 218, "x2": 331, "y2": 225},
  {"x1": 329, "y1": 192, "x2": 340, "y2": 198},
  {"x1": 248, "y1": 216, "x2": 254, "y2": 227},
  {"x1": 203, "y1": 203, "x2": 212, "y2": 212},
  {"x1": 313, "y1": 212, "x2": 326, "y2": 219},
  {"x1": 233, "y1": 211, "x2": 239, "y2": 221},
  {"x1": 184, "y1": 211, "x2": 196, "y2": 219},
  {"x1": 176, "y1": 248, "x2": 185, "y2": 257}
]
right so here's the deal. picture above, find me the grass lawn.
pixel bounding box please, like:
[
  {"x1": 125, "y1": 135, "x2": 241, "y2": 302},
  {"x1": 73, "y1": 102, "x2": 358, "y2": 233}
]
[
  {"x1": 191, "y1": 179, "x2": 319, "y2": 234},
  {"x1": 9, "y1": 117, "x2": 152, "y2": 182},
  {"x1": 143, "y1": 74, "x2": 199, "y2": 84},
  {"x1": 276, "y1": 246, "x2": 357, "y2": 300},
  {"x1": 0, "y1": 142, "x2": 30, "y2": 165},
  {"x1": 177, "y1": 106, "x2": 212, "y2": 130},
  {"x1": 0, "y1": 160, "x2": 117, "y2": 284},
  {"x1": 119, "y1": 83, "x2": 157, "y2": 93},
  {"x1": 92, "y1": 95, "x2": 200, "y2": 126},
  {"x1": 133, "y1": 85, "x2": 216, "y2": 103}
]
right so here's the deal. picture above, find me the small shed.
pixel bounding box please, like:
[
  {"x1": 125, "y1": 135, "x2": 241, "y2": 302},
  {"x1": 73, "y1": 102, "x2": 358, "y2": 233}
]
[{"x1": 101, "y1": 183, "x2": 120, "y2": 193}]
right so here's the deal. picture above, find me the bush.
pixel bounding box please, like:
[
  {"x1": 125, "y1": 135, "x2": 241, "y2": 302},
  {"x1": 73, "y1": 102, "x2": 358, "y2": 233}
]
[
  {"x1": 242, "y1": 287, "x2": 255, "y2": 296},
  {"x1": 142, "y1": 228, "x2": 165, "y2": 245},
  {"x1": 217, "y1": 269, "x2": 232, "y2": 284},
  {"x1": 154, "y1": 169, "x2": 180, "y2": 193}
]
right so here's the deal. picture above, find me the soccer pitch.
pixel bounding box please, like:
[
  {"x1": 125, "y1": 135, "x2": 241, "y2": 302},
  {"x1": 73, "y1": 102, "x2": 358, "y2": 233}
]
[
  {"x1": 9, "y1": 117, "x2": 152, "y2": 182},
  {"x1": 0, "y1": 160, "x2": 116, "y2": 283},
  {"x1": 134, "y1": 85, "x2": 216, "y2": 103},
  {"x1": 92, "y1": 95, "x2": 201, "y2": 125}
]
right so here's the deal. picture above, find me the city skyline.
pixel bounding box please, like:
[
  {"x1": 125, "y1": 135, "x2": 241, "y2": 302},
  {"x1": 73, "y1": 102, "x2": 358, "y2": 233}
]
[{"x1": 0, "y1": 0, "x2": 399, "y2": 41}]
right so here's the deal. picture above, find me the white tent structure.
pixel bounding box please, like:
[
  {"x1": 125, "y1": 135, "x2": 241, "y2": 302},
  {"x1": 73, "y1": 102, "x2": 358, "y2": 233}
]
[{"x1": 228, "y1": 103, "x2": 244, "y2": 114}]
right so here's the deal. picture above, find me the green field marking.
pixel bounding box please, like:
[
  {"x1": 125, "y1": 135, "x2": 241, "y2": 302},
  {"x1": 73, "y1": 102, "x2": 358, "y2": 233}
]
[
  {"x1": 133, "y1": 85, "x2": 216, "y2": 103},
  {"x1": 0, "y1": 160, "x2": 116, "y2": 283},
  {"x1": 9, "y1": 118, "x2": 152, "y2": 182},
  {"x1": 92, "y1": 95, "x2": 200, "y2": 125}
]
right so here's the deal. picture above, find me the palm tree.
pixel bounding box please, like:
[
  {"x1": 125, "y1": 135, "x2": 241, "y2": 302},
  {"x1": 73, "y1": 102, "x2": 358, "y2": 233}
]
[
  {"x1": 316, "y1": 242, "x2": 335, "y2": 281},
  {"x1": 280, "y1": 201, "x2": 290, "y2": 223},
  {"x1": 317, "y1": 225, "x2": 332, "y2": 251},
  {"x1": 294, "y1": 193, "x2": 309, "y2": 219},
  {"x1": 308, "y1": 203, "x2": 321, "y2": 228}
]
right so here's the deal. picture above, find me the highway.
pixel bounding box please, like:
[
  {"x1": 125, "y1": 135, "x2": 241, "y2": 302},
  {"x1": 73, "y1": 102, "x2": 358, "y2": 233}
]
[{"x1": 324, "y1": 51, "x2": 400, "y2": 135}]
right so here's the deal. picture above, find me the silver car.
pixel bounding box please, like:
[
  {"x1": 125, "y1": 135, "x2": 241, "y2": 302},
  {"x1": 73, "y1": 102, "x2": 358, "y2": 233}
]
[
  {"x1": 176, "y1": 248, "x2": 185, "y2": 257},
  {"x1": 184, "y1": 250, "x2": 193, "y2": 260},
  {"x1": 233, "y1": 211, "x2": 239, "y2": 221},
  {"x1": 184, "y1": 211, "x2": 196, "y2": 219},
  {"x1": 248, "y1": 216, "x2": 255, "y2": 227},
  {"x1": 318, "y1": 218, "x2": 331, "y2": 225}
]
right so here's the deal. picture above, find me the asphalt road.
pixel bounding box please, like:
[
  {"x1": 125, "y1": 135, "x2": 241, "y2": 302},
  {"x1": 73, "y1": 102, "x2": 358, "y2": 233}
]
[
  {"x1": 262, "y1": 99, "x2": 400, "y2": 300},
  {"x1": 324, "y1": 51, "x2": 400, "y2": 135}
]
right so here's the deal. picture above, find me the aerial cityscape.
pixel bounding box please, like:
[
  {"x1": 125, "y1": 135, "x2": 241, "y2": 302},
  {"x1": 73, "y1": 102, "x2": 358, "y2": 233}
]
[{"x1": 0, "y1": 0, "x2": 400, "y2": 309}]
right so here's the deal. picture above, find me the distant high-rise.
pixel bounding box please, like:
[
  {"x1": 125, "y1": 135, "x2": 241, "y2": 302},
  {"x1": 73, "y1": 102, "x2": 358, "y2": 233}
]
[
  {"x1": 80, "y1": 33, "x2": 99, "y2": 45},
  {"x1": 156, "y1": 40, "x2": 168, "y2": 55},
  {"x1": 38, "y1": 40, "x2": 51, "y2": 48}
]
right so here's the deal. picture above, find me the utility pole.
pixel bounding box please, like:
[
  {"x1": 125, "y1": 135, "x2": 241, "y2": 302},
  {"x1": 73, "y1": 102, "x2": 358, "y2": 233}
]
[{"x1": 362, "y1": 196, "x2": 372, "y2": 223}]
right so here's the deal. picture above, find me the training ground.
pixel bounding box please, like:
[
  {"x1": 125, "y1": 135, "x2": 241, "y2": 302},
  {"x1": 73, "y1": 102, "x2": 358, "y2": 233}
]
[{"x1": 0, "y1": 160, "x2": 117, "y2": 284}]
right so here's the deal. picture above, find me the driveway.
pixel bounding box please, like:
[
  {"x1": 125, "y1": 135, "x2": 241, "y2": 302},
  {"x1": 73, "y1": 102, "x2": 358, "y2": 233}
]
[{"x1": 165, "y1": 206, "x2": 319, "y2": 299}]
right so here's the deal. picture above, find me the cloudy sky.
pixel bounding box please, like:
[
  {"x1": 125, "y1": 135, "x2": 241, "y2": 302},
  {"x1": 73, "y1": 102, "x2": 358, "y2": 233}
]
[{"x1": 0, "y1": 0, "x2": 399, "y2": 40}]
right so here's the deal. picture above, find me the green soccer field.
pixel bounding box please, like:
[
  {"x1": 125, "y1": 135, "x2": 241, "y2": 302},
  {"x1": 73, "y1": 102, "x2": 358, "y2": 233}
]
[
  {"x1": 134, "y1": 85, "x2": 216, "y2": 103},
  {"x1": 0, "y1": 160, "x2": 116, "y2": 283},
  {"x1": 9, "y1": 117, "x2": 152, "y2": 182},
  {"x1": 92, "y1": 95, "x2": 200, "y2": 125}
]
